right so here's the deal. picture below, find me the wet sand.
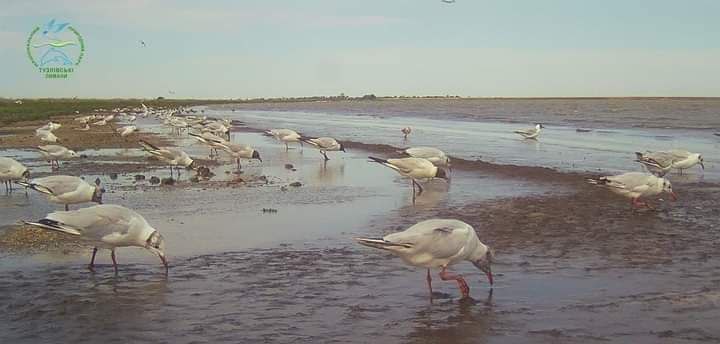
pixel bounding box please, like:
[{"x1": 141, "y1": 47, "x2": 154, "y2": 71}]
[{"x1": 1, "y1": 104, "x2": 720, "y2": 343}]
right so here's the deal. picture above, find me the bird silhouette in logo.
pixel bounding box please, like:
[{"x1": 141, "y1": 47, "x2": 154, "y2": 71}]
[{"x1": 42, "y1": 19, "x2": 69, "y2": 36}]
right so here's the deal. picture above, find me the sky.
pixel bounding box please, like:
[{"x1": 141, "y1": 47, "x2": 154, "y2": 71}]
[{"x1": 1, "y1": 0, "x2": 719, "y2": 98}]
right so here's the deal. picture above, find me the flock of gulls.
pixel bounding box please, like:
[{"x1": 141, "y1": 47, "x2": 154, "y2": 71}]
[{"x1": 0, "y1": 107, "x2": 709, "y2": 299}]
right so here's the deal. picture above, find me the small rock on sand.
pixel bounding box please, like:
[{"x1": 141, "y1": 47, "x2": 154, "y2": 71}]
[
  {"x1": 134, "y1": 174, "x2": 146, "y2": 181},
  {"x1": 289, "y1": 181, "x2": 302, "y2": 187},
  {"x1": 149, "y1": 176, "x2": 161, "y2": 185},
  {"x1": 284, "y1": 164, "x2": 294, "y2": 170},
  {"x1": 109, "y1": 173, "x2": 118, "y2": 180}
]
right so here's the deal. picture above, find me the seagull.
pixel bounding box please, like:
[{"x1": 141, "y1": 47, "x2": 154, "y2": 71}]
[
  {"x1": 355, "y1": 219, "x2": 494, "y2": 299},
  {"x1": 117, "y1": 125, "x2": 138, "y2": 138},
  {"x1": 667, "y1": 149, "x2": 704, "y2": 174},
  {"x1": 75, "y1": 124, "x2": 90, "y2": 131},
  {"x1": 401, "y1": 127, "x2": 412, "y2": 140},
  {"x1": 38, "y1": 121, "x2": 62, "y2": 132},
  {"x1": 301, "y1": 137, "x2": 346, "y2": 161},
  {"x1": 368, "y1": 156, "x2": 449, "y2": 201},
  {"x1": 125, "y1": 114, "x2": 137, "y2": 122},
  {"x1": 103, "y1": 114, "x2": 116, "y2": 122},
  {"x1": 36, "y1": 129, "x2": 59, "y2": 143},
  {"x1": 140, "y1": 40, "x2": 146, "y2": 48},
  {"x1": 203, "y1": 121, "x2": 230, "y2": 139},
  {"x1": 17, "y1": 176, "x2": 104, "y2": 210},
  {"x1": 587, "y1": 172, "x2": 676, "y2": 210},
  {"x1": 141, "y1": 103, "x2": 149, "y2": 117},
  {"x1": 441, "y1": 0, "x2": 456, "y2": 3},
  {"x1": 188, "y1": 131, "x2": 229, "y2": 157},
  {"x1": 218, "y1": 142, "x2": 262, "y2": 170},
  {"x1": 0, "y1": 157, "x2": 30, "y2": 192},
  {"x1": 401, "y1": 147, "x2": 451, "y2": 168},
  {"x1": 266, "y1": 128, "x2": 303, "y2": 151},
  {"x1": 514, "y1": 123, "x2": 544, "y2": 139},
  {"x1": 37, "y1": 145, "x2": 78, "y2": 169},
  {"x1": 74, "y1": 115, "x2": 93, "y2": 123},
  {"x1": 139, "y1": 140, "x2": 196, "y2": 178},
  {"x1": 92, "y1": 119, "x2": 108, "y2": 126},
  {"x1": 635, "y1": 151, "x2": 675, "y2": 176},
  {"x1": 22, "y1": 204, "x2": 168, "y2": 273}
]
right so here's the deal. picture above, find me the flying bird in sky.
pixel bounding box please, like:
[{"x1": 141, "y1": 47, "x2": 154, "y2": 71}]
[{"x1": 140, "y1": 40, "x2": 147, "y2": 48}]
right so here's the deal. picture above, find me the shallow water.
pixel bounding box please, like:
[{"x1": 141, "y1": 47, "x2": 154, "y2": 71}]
[{"x1": 2, "y1": 102, "x2": 720, "y2": 343}]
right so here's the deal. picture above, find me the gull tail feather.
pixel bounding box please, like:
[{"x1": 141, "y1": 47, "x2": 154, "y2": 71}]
[
  {"x1": 355, "y1": 237, "x2": 413, "y2": 250},
  {"x1": 23, "y1": 219, "x2": 82, "y2": 236}
]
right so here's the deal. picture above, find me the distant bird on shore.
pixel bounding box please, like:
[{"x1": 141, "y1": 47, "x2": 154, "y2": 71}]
[
  {"x1": 514, "y1": 123, "x2": 544, "y2": 140},
  {"x1": 140, "y1": 40, "x2": 146, "y2": 48},
  {"x1": 218, "y1": 142, "x2": 262, "y2": 170},
  {"x1": 125, "y1": 114, "x2": 137, "y2": 122},
  {"x1": 401, "y1": 127, "x2": 412, "y2": 140},
  {"x1": 92, "y1": 119, "x2": 108, "y2": 126},
  {"x1": 355, "y1": 219, "x2": 494, "y2": 299},
  {"x1": 368, "y1": 156, "x2": 448, "y2": 202},
  {"x1": 38, "y1": 121, "x2": 61, "y2": 132},
  {"x1": 301, "y1": 137, "x2": 346, "y2": 161},
  {"x1": 36, "y1": 129, "x2": 59, "y2": 143},
  {"x1": 588, "y1": 172, "x2": 676, "y2": 210},
  {"x1": 441, "y1": 0, "x2": 456, "y2": 3},
  {"x1": 18, "y1": 176, "x2": 104, "y2": 210},
  {"x1": 117, "y1": 125, "x2": 138, "y2": 138},
  {"x1": 23, "y1": 204, "x2": 168, "y2": 273},
  {"x1": 75, "y1": 124, "x2": 90, "y2": 131},
  {"x1": 37, "y1": 145, "x2": 77, "y2": 168},
  {"x1": 139, "y1": 140, "x2": 196, "y2": 178},
  {"x1": 400, "y1": 147, "x2": 451, "y2": 168},
  {"x1": 0, "y1": 157, "x2": 29, "y2": 192},
  {"x1": 266, "y1": 128, "x2": 303, "y2": 151}
]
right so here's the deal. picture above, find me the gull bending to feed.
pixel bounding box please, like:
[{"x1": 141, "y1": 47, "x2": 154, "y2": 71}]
[
  {"x1": 37, "y1": 144, "x2": 78, "y2": 169},
  {"x1": 139, "y1": 140, "x2": 196, "y2": 178},
  {"x1": 266, "y1": 129, "x2": 303, "y2": 151},
  {"x1": 17, "y1": 176, "x2": 104, "y2": 210},
  {"x1": 368, "y1": 156, "x2": 449, "y2": 201},
  {"x1": 514, "y1": 123, "x2": 544, "y2": 139},
  {"x1": 356, "y1": 219, "x2": 494, "y2": 299},
  {"x1": 0, "y1": 157, "x2": 29, "y2": 192},
  {"x1": 218, "y1": 142, "x2": 262, "y2": 170},
  {"x1": 588, "y1": 172, "x2": 677, "y2": 210},
  {"x1": 301, "y1": 137, "x2": 346, "y2": 161},
  {"x1": 401, "y1": 147, "x2": 451, "y2": 168},
  {"x1": 667, "y1": 149, "x2": 704, "y2": 174},
  {"x1": 23, "y1": 204, "x2": 168, "y2": 273}
]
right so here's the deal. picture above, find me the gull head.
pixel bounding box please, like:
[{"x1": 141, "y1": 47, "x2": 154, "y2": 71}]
[
  {"x1": 471, "y1": 247, "x2": 495, "y2": 285},
  {"x1": 435, "y1": 167, "x2": 449, "y2": 181},
  {"x1": 536, "y1": 123, "x2": 545, "y2": 129},
  {"x1": 187, "y1": 160, "x2": 198, "y2": 170},
  {"x1": 145, "y1": 230, "x2": 168, "y2": 272},
  {"x1": 698, "y1": 154, "x2": 705, "y2": 169},
  {"x1": 92, "y1": 178, "x2": 105, "y2": 204},
  {"x1": 252, "y1": 150, "x2": 262, "y2": 162},
  {"x1": 68, "y1": 150, "x2": 78, "y2": 157},
  {"x1": 22, "y1": 169, "x2": 30, "y2": 180},
  {"x1": 339, "y1": 143, "x2": 346, "y2": 152},
  {"x1": 661, "y1": 178, "x2": 677, "y2": 201}
]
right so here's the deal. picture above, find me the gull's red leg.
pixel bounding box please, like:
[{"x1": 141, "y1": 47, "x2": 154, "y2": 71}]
[{"x1": 439, "y1": 266, "x2": 470, "y2": 298}]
